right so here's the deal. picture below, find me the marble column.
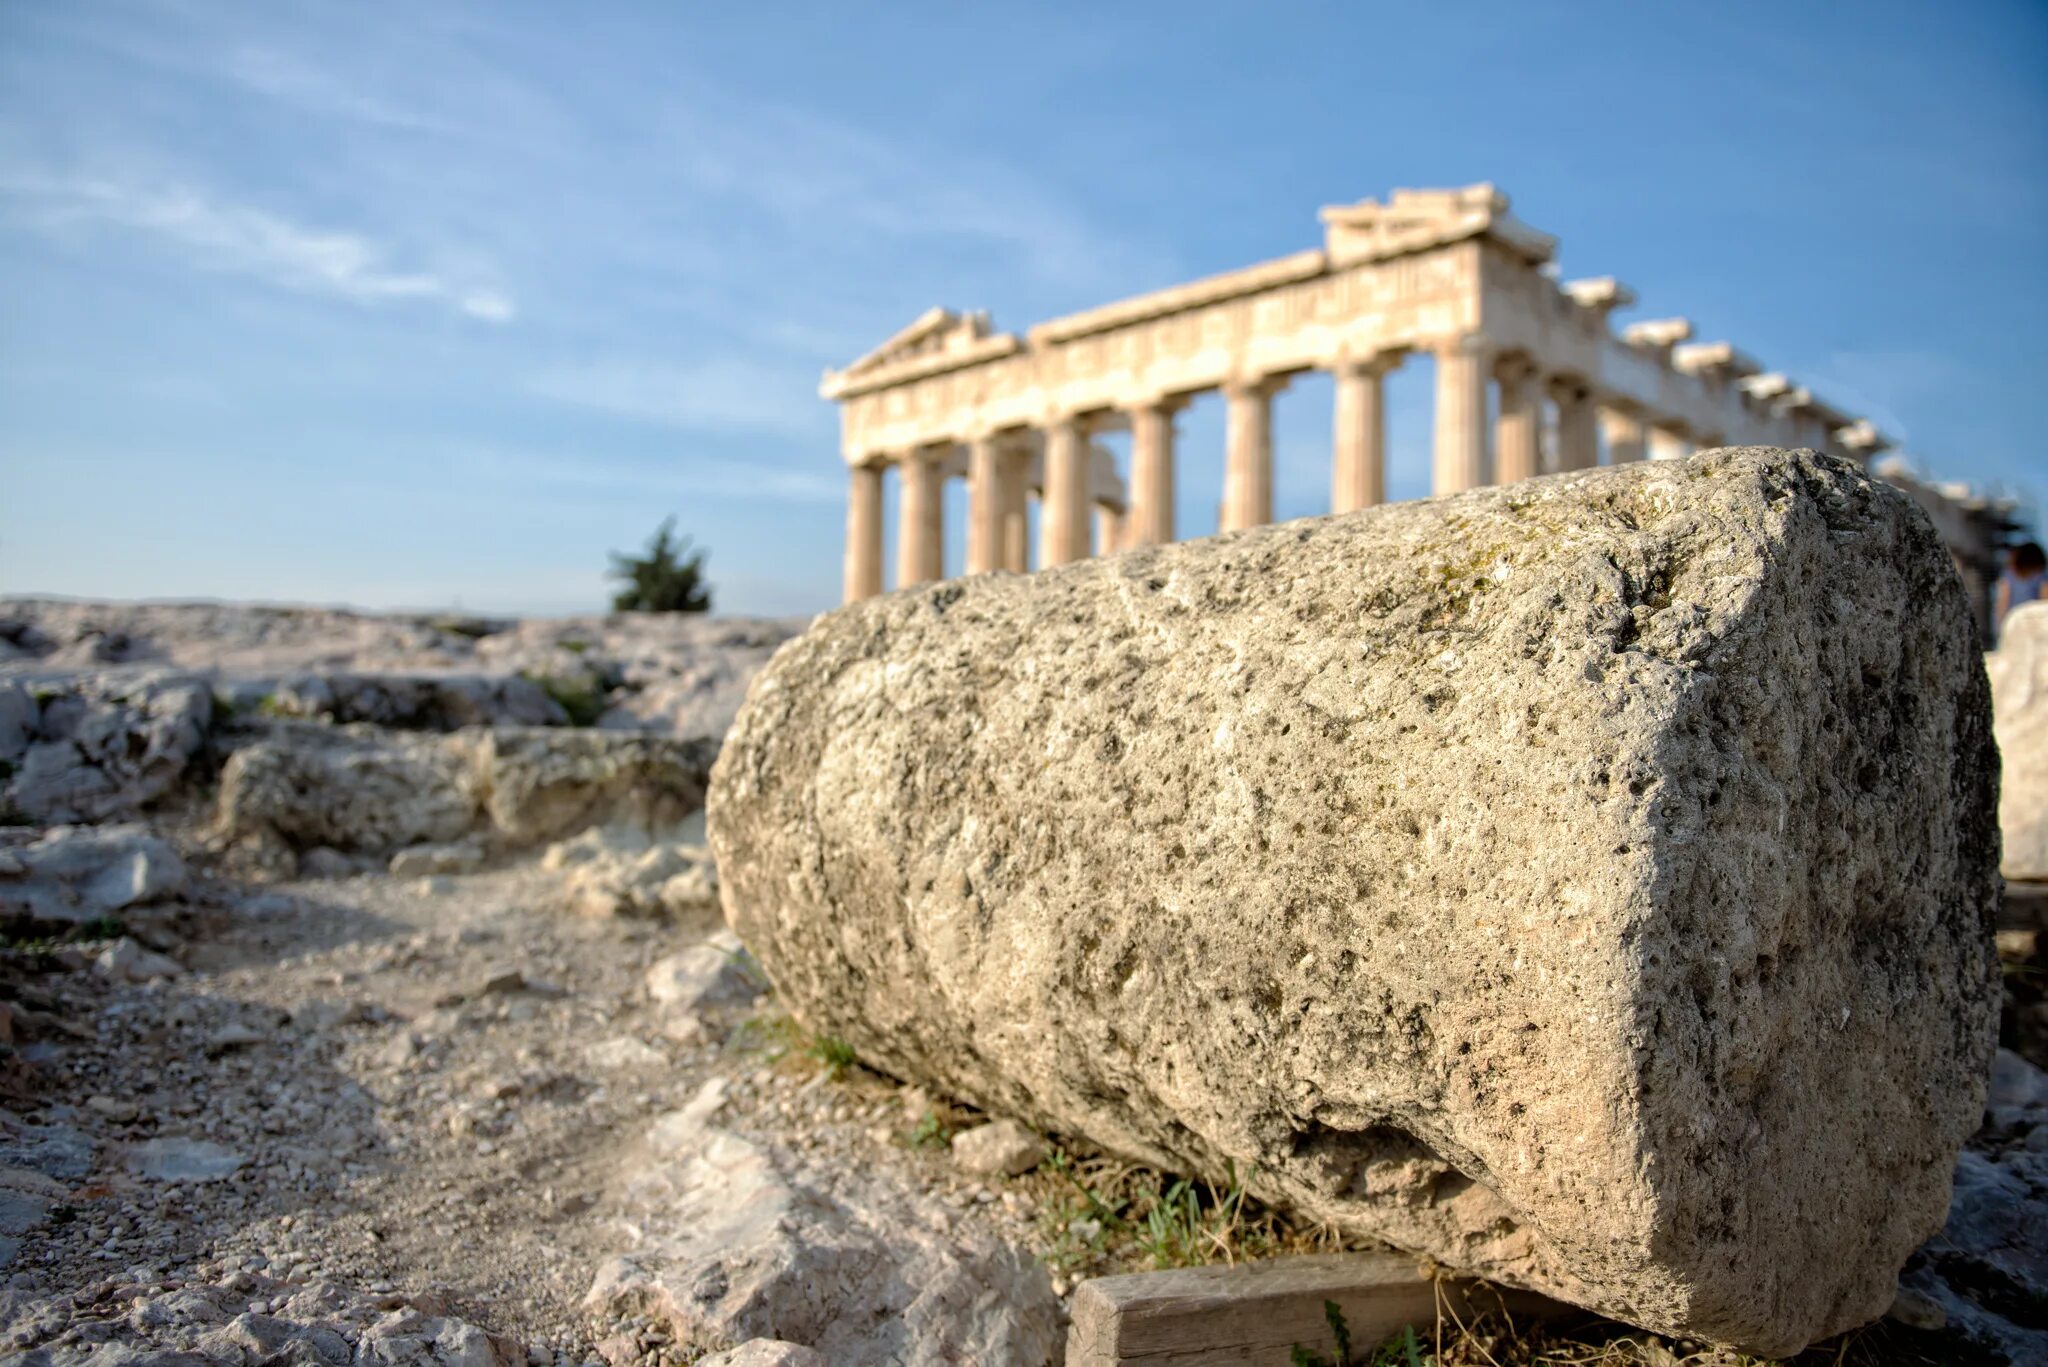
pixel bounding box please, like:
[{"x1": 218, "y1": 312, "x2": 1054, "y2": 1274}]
[
  {"x1": 1039, "y1": 416, "x2": 1090, "y2": 567},
  {"x1": 1599, "y1": 407, "x2": 1646, "y2": 464},
  {"x1": 999, "y1": 446, "x2": 1031, "y2": 573},
  {"x1": 1494, "y1": 356, "x2": 1542, "y2": 485},
  {"x1": 1222, "y1": 377, "x2": 1285, "y2": 531},
  {"x1": 965, "y1": 434, "x2": 1004, "y2": 575},
  {"x1": 1095, "y1": 506, "x2": 1125, "y2": 556},
  {"x1": 1126, "y1": 398, "x2": 1180, "y2": 548},
  {"x1": 842, "y1": 460, "x2": 883, "y2": 603},
  {"x1": 1432, "y1": 335, "x2": 1492, "y2": 494},
  {"x1": 1550, "y1": 378, "x2": 1599, "y2": 472},
  {"x1": 896, "y1": 448, "x2": 943, "y2": 587},
  {"x1": 1647, "y1": 426, "x2": 1691, "y2": 462},
  {"x1": 1331, "y1": 356, "x2": 1391, "y2": 513}
]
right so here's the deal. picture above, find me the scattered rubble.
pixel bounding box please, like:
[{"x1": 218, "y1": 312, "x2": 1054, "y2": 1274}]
[{"x1": 585, "y1": 1080, "x2": 1063, "y2": 1365}]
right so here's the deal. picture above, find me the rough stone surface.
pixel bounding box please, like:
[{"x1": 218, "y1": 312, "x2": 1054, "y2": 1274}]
[
  {"x1": 710, "y1": 448, "x2": 2001, "y2": 1355},
  {"x1": 950, "y1": 1119, "x2": 1045, "y2": 1178},
  {"x1": 1, "y1": 674, "x2": 213, "y2": 825},
  {"x1": 696, "y1": 1342, "x2": 826, "y2": 1367},
  {"x1": 0, "y1": 1275, "x2": 525, "y2": 1367},
  {"x1": 540, "y1": 824, "x2": 721, "y2": 921},
  {"x1": 387, "y1": 841, "x2": 486, "y2": 878},
  {"x1": 213, "y1": 724, "x2": 718, "y2": 861},
  {"x1": 585, "y1": 1079, "x2": 1062, "y2": 1366},
  {"x1": 1990, "y1": 601, "x2": 2048, "y2": 881},
  {"x1": 1898, "y1": 1048, "x2": 2048, "y2": 1362},
  {"x1": 1, "y1": 599, "x2": 802, "y2": 742},
  {"x1": 644, "y1": 931, "x2": 755, "y2": 1010},
  {"x1": 214, "y1": 723, "x2": 478, "y2": 859},
  {"x1": 0, "y1": 825, "x2": 188, "y2": 925},
  {"x1": 264, "y1": 671, "x2": 569, "y2": 730}
]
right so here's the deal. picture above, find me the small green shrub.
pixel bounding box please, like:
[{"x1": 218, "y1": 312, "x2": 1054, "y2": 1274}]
[{"x1": 522, "y1": 672, "x2": 607, "y2": 727}]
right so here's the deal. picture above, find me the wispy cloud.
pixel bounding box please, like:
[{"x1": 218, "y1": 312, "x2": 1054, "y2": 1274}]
[
  {"x1": 0, "y1": 172, "x2": 512, "y2": 322},
  {"x1": 217, "y1": 44, "x2": 449, "y2": 132},
  {"x1": 444, "y1": 440, "x2": 843, "y2": 504},
  {"x1": 531, "y1": 359, "x2": 827, "y2": 435}
]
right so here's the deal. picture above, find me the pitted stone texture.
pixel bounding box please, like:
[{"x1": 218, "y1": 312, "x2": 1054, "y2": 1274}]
[
  {"x1": 1989, "y1": 601, "x2": 2048, "y2": 880},
  {"x1": 710, "y1": 448, "x2": 2000, "y2": 1355}
]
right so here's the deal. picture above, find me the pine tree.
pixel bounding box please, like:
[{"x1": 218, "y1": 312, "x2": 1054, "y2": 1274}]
[{"x1": 608, "y1": 518, "x2": 712, "y2": 613}]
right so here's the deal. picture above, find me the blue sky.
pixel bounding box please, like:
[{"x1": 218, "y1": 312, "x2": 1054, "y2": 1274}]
[{"x1": 3, "y1": 1, "x2": 2044, "y2": 616}]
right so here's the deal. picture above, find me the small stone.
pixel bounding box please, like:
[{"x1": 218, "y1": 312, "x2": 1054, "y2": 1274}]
[
  {"x1": 585, "y1": 1037, "x2": 665, "y2": 1071},
  {"x1": 950, "y1": 1119, "x2": 1045, "y2": 1178},
  {"x1": 209, "y1": 1023, "x2": 267, "y2": 1053},
  {"x1": 388, "y1": 842, "x2": 485, "y2": 878},
  {"x1": 127, "y1": 1137, "x2": 246, "y2": 1183},
  {"x1": 94, "y1": 937, "x2": 184, "y2": 983},
  {"x1": 298, "y1": 846, "x2": 357, "y2": 880},
  {"x1": 645, "y1": 932, "x2": 754, "y2": 1011},
  {"x1": 697, "y1": 1342, "x2": 827, "y2": 1367},
  {"x1": 86, "y1": 1096, "x2": 140, "y2": 1124},
  {"x1": 1885, "y1": 1286, "x2": 1946, "y2": 1330}
]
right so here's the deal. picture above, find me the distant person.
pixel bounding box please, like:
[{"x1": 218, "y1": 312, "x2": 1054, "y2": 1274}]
[{"x1": 1995, "y1": 540, "x2": 2046, "y2": 644}]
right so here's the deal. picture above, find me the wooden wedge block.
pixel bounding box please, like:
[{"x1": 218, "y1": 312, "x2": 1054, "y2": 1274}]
[{"x1": 1065, "y1": 1251, "x2": 1577, "y2": 1366}]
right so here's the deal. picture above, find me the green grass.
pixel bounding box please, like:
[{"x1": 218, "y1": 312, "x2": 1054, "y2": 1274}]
[
  {"x1": 734, "y1": 1009, "x2": 861, "y2": 1081},
  {"x1": 520, "y1": 671, "x2": 607, "y2": 727},
  {"x1": 910, "y1": 1109, "x2": 955, "y2": 1149},
  {"x1": 1035, "y1": 1147, "x2": 1278, "y2": 1276}
]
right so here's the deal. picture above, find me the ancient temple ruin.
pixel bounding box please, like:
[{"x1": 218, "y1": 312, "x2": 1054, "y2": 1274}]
[{"x1": 823, "y1": 184, "x2": 2006, "y2": 609}]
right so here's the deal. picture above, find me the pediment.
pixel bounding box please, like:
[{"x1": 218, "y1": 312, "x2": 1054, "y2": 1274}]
[{"x1": 841, "y1": 307, "x2": 994, "y2": 378}]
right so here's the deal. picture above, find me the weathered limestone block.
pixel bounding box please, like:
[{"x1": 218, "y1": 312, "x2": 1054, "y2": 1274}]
[
  {"x1": 470, "y1": 729, "x2": 717, "y2": 846},
  {"x1": 264, "y1": 672, "x2": 570, "y2": 730},
  {"x1": 214, "y1": 724, "x2": 479, "y2": 857},
  {"x1": 1989, "y1": 601, "x2": 2048, "y2": 880},
  {"x1": 709, "y1": 449, "x2": 2000, "y2": 1355},
  {"x1": 2, "y1": 674, "x2": 213, "y2": 824},
  {"x1": 0, "y1": 825, "x2": 188, "y2": 925},
  {"x1": 213, "y1": 724, "x2": 719, "y2": 861}
]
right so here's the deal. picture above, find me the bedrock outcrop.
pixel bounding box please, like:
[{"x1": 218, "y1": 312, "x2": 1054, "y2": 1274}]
[{"x1": 708, "y1": 448, "x2": 2001, "y2": 1356}]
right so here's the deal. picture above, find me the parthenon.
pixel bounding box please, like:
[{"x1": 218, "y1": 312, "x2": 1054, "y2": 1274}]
[{"x1": 822, "y1": 183, "x2": 1899, "y2": 604}]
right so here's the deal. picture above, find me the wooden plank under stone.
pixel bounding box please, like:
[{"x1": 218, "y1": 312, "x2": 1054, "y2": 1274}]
[{"x1": 1065, "y1": 1251, "x2": 1577, "y2": 1366}]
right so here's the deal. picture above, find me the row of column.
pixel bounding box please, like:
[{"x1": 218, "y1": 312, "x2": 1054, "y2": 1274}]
[{"x1": 845, "y1": 338, "x2": 1706, "y2": 602}]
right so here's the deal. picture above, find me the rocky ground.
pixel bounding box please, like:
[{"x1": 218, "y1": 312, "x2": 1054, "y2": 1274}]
[{"x1": 2, "y1": 598, "x2": 2045, "y2": 1366}]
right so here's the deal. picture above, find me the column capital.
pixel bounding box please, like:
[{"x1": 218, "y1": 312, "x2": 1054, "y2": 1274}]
[
  {"x1": 1545, "y1": 372, "x2": 1594, "y2": 404},
  {"x1": 1493, "y1": 351, "x2": 1542, "y2": 386},
  {"x1": 1122, "y1": 390, "x2": 1191, "y2": 416},
  {"x1": 1330, "y1": 348, "x2": 1403, "y2": 379},
  {"x1": 1222, "y1": 372, "x2": 1291, "y2": 401},
  {"x1": 1433, "y1": 331, "x2": 1494, "y2": 361}
]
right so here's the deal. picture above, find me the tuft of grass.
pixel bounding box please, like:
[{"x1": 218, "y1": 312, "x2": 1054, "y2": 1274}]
[
  {"x1": 734, "y1": 1009, "x2": 861, "y2": 1082},
  {"x1": 910, "y1": 1109, "x2": 955, "y2": 1149},
  {"x1": 1293, "y1": 1299, "x2": 1373, "y2": 1367},
  {"x1": 1035, "y1": 1148, "x2": 1283, "y2": 1277},
  {"x1": 521, "y1": 671, "x2": 607, "y2": 727},
  {"x1": 807, "y1": 1034, "x2": 859, "y2": 1080}
]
